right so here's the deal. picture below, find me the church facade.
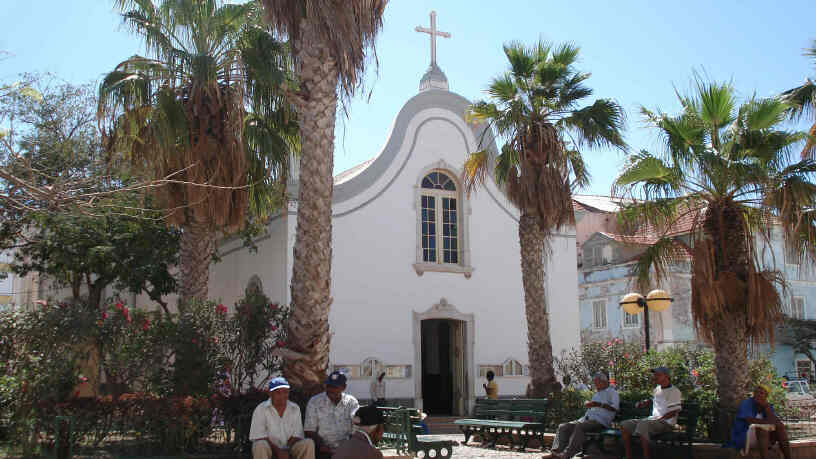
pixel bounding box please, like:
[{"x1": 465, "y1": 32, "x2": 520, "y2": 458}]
[{"x1": 208, "y1": 63, "x2": 581, "y2": 414}]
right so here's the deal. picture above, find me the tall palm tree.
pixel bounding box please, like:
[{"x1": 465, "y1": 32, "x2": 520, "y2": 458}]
[
  {"x1": 463, "y1": 41, "x2": 626, "y2": 396},
  {"x1": 613, "y1": 78, "x2": 816, "y2": 414},
  {"x1": 781, "y1": 41, "x2": 816, "y2": 159},
  {"x1": 258, "y1": 1, "x2": 386, "y2": 394},
  {"x1": 98, "y1": 0, "x2": 297, "y2": 304}
]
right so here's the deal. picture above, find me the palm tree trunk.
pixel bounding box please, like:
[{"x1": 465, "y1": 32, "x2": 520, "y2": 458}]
[
  {"x1": 284, "y1": 26, "x2": 338, "y2": 397},
  {"x1": 711, "y1": 315, "x2": 749, "y2": 440},
  {"x1": 179, "y1": 221, "x2": 214, "y2": 304},
  {"x1": 518, "y1": 213, "x2": 559, "y2": 396}
]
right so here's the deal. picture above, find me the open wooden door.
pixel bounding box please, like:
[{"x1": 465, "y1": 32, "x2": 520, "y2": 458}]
[{"x1": 450, "y1": 320, "x2": 467, "y2": 416}]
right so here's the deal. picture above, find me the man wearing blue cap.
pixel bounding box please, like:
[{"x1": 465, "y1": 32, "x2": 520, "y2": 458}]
[
  {"x1": 304, "y1": 371, "x2": 359, "y2": 459},
  {"x1": 249, "y1": 377, "x2": 314, "y2": 459},
  {"x1": 620, "y1": 366, "x2": 682, "y2": 459}
]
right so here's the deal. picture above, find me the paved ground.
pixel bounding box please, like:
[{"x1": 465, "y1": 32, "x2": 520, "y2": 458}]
[{"x1": 381, "y1": 434, "x2": 553, "y2": 458}]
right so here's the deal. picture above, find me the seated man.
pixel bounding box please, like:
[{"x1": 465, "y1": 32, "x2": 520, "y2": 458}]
[
  {"x1": 333, "y1": 405, "x2": 387, "y2": 459},
  {"x1": 621, "y1": 366, "x2": 682, "y2": 459},
  {"x1": 544, "y1": 372, "x2": 619, "y2": 459},
  {"x1": 249, "y1": 377, "x2": 315, "y2": 459},
  {"x1": 304, "y1": 371, "x2": 359, "y2": 459},
  {"x1": 725, "y1": 384, "x2": 791, "y2": 459}
]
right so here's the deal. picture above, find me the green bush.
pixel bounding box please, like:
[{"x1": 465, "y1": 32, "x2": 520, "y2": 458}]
[{"x1": 554, "y1": 340, "x2": 787, "y2": 440}]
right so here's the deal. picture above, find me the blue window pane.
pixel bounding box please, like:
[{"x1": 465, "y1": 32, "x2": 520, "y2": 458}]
[
  {"x1": 451, "y1": 212, "x2": 457, "y2": 223},
  {"x1": 429, "y1": 237, "x2": 436, "y2": 249},
  {"x1": 451, "y1": 226, "x2": 457, "y2": 237},
  {"x1": 422, "y1": 178, "x2": 433, "y2": 189},
  {"x1": 442, "y1": 199, "x2": 449, "y2": 210},
  {"x1": 451, "y1": 239, "x2": 458, "y2": 250},
  {"x1": 427, "y1": 196, "x2": 435, "y2": 207},
  {"x1": 423, "y1": 250, "x2": 431, "y2": 262},
  {"x1": 443, "y1": 212, "x2": 449, "y2": 223},
  {"x1": 450, "y1": 252, "x2": 458, "y2": 263},
  {"x1": 443, "y1": 251, "x2": 451, "y2": 263},
  {"x1": 443, "y1": 225, "x2": 449, "y2": 236},
  {"x1": 428, "y1": 172, "x2": 438, "y2": 185},
  {"x1": 429, "y1": 223, "x2": 435, "y2": 235},
  {"x1": 422, "y1": 209, "x2": 428, "y2": 220},
  {"x1": 422, "y1": 222, "x2": 428, "y2": 235},
  {"x1": 449, "y1": 199, "x2": 456, "y2": 210},
  {"x1": 444, "y1": 180, "x2": 456, "y2": 191},
  {"x1": 429, "y1": 251, "x2": 436, "y2": 262}
]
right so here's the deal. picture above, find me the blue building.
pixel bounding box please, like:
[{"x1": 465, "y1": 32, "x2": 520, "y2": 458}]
[{"x1": 573, "y1": 195, "x2": 816, "y2": 381}]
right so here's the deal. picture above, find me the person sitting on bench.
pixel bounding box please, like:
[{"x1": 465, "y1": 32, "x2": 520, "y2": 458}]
[
  {"x1": 621, "y1": 366, "x2": 682, "y2": 459},
  {"x1": 725, "y1": 384, "x2": 791, "y2": 459},
  {"x1": 544, "y1": 371, "x2": 618, "y2": 459}
]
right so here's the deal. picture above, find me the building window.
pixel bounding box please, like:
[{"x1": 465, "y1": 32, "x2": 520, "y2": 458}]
[
  {"x1": 796, "y1": 359, "x2": 813, "y2": 381},
  {"x1": 413, "y1": 164, "x2": 473, "y2": 278},
  {"x1": 789, "y1": 297, "x2": 806, "y2": 320},
  {"x1": 420, "y1": 171, "x2": 459, "y2": 264},
  {"x1": 623, "y1": 310, "x2": 640, "y2": 329},
  {"x1": 592, "y1": 300, "x2": 607, "y2": 329},
  {"x1": 583, "y1": 245, "x2": 608, "y2": 268},
  {"x1": 503, "y1": 359, "x2": 524, "y2": 376}
]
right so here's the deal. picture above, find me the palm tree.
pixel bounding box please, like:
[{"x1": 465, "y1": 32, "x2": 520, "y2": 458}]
[
  {"x1": 781, "y1": 41, "x2": 816, "y2": 159},
  {"x1": 98, "y1": 0, "x2": 297, "y2": 304},
  {"x1": 613, "y1": 78, "x2": 816, "y2": 414},
  {"x1": 463, "y1": 41, "x2": 626, "y2": 396},
  {"x1": 258, "y1": 1, "x2": 386, "y2": 394}
]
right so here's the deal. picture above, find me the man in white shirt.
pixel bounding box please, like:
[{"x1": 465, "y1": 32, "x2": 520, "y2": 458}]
[
  {"x1": 370, "y1": 372, "x2": 386, "y2": 406},
  {"x1": 621, "y1": 366, "x2": 682, "y2": 459},
  {"x1": 304, "y1": 371, "x2": 359, "y2": 459},
  {"x1": 544, "y1": 372, "x2": 619, "y2": 459},
  {"x1": 249, "y1": 377, "x2": 315, "y2": 459}
]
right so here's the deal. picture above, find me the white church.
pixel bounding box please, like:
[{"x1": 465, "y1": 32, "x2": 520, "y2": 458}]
[{"x1": 208, "y1": 13, "x2": 581, "y2": 415}]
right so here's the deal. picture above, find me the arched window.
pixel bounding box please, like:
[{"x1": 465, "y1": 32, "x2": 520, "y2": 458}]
[
  {"x1": 361, "y1": 357, "x2": 384, "y2": 378},
  {"x1": 420, "y1": 171, "x2": 459, "y2": 264}
]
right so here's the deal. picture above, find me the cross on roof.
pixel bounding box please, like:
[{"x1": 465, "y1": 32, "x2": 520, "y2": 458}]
[{"x1": 415, "y1": 11, "x2": 450, "y2": 67}]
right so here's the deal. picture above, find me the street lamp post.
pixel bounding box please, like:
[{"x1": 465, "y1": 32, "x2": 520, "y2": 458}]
[{"x1": 619, "y1": 289, "x2": 674, "y2": 351}]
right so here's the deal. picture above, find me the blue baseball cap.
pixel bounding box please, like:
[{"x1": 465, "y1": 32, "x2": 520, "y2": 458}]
[
  {"x1": 652, "y1": 366, "x2": 671, "y2": 377},
  {"x1": 268, "y1": 377, "x2": 290, "y2": 392},
  {"x1": 326, "y1": 371, "x2": 347, "y2": 387}
]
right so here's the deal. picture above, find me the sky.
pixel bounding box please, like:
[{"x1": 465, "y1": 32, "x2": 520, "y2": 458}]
[{"x1": 2, "y1": 0, "x2": 815, "y2": 196}]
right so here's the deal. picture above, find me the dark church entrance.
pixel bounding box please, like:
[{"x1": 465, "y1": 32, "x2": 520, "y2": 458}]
[{"x1": 420, "y1": 319, "x2": 466, "y2": 415}]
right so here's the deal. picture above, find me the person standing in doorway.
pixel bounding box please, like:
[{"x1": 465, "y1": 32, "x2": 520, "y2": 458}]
[
  {"x1": 370, "y1": 372, "x2": 386, "y2": 406},
  {"x1": 483, "y1": 371, "x2": 498, "y2": 399}
]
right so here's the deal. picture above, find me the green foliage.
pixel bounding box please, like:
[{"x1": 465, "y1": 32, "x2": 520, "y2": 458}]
[
  {"x1": 0, "y1": 287, "x2": 287, "y2": 452},
  {"x1": 555, "y1": 340, "x2": 787, "y2": 439}
]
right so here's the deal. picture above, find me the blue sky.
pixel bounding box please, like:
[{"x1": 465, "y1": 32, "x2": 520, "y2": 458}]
[{"x1": 2, "y1": 0, "x2": 814, "y2": 195}]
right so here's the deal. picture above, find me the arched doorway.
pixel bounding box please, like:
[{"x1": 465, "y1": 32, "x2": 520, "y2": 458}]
[{"x1": 413, "y1": 298, "x2": 474, "y2": 416}]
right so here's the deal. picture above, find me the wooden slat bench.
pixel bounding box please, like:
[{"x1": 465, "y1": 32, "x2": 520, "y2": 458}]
[
  {"x1": 454, "y1": 398, "x2": 550, "y2": 451},
  {"x1": 583, "y1": 401, "x2": 700, "y2": 458}
]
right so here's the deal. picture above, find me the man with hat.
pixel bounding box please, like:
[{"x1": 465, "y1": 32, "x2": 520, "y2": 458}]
[
  {"x1": 620, "y1": 366, "x2": 682, "y2": 459},
  {"x1": 332, "y1": 405, "x2": 387, "y2": 459},
  {"x1": 725, "y1": 383, "x2": 791, "y2": 459},
  {"x1": 544, "y1": 371, "x2": 619, "y2": 459},
  {"x1": 304, "y1": 371, "x2": 359, "y2": 459},
  {"x1": 249, "y1": 377, "x2": 315, "y2": 459}
]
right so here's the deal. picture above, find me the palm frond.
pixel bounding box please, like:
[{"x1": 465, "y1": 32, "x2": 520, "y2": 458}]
[
  {"x1": 559, "y1": 98, "x2": 627, "y2": 151},
  {"x1": 461, "y1": 150, "x2": 491, "y2": 197},
  {"x1": 629, "y1": 236, "x2": 685, "y2": 293}
]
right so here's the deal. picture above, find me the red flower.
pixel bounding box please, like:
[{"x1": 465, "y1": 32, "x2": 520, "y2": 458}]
[
  {"x1": 269, "y1": 303, "x2": 278, "y2": 311},
  {"x1": 216, "y1": 304, "x2": 227, "y2": 315},
  {"x1": 276, "y1": 340, "x2": 285, "y2": 347},
  {"x1": 115, "y1": 302, "x2": 123, "y2": 311},
  {"x1": 211, "y1": 337, "x2": 217, "y2": 343},
  {"x1": 101, "y1": 312, "x2": 108, "y2": 319},
  {"x1": 192, "y1": 338, "x2": 197, "y2": 345},
  {"x1": 270, "y1": 325, "x2": 277, "y2": 331}
]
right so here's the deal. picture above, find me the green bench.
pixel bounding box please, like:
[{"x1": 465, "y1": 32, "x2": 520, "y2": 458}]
[
  {"x1": 583, "y1": 401, "x2": 700, "y2": 458},
  {"x1": 379, "y1": 406, "x2": 454, "y2": 458},
  {"x1": 454, "y1": 398, "x2": 550, "y2": 451}
]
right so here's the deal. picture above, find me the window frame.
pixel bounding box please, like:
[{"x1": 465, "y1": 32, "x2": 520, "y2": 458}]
[
  {"x1": 413, "y1": 163, "x2": 473, "y2": 278},
  {"x1": 592, "y1": 299, "x2": 608, "y2": 330},
  {"x1": 622, "y1": 309, "x2": 640, "y2": 329}
]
